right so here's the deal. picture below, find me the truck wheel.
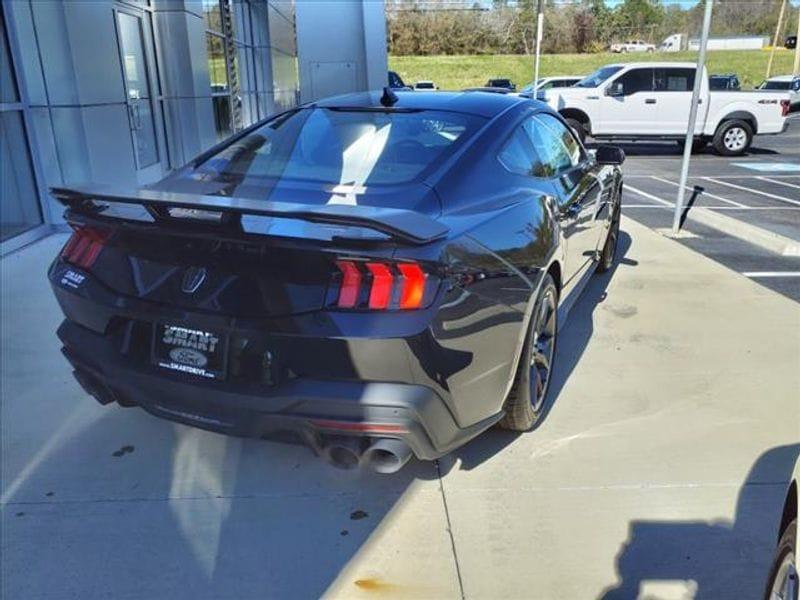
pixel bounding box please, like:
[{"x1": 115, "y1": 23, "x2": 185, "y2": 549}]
[
  {"x1": 712, "y1": 120, "x2": 753, "y2": 156},
  {"x1": 565, "y1": 118, "x2": 587, "y2": 144},
  {"x1": 499, "y1": 274, "x2": 558, "y2": 432}
]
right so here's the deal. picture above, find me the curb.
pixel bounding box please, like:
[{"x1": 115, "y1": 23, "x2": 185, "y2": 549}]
[
  {"x1": 623, "y1": 183, "x2": 800, "y2": 257},
  {"x1": 684, "y1": 206, "x2": 800, "y2": 257}
]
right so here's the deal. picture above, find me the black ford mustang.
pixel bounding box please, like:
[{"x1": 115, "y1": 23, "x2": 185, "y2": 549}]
[{"x1": 49, "y1": 89, "x2": 624, "y2": 473}]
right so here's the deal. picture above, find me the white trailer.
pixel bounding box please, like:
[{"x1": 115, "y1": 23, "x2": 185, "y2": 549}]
[
  {"x1": 660, "y1": 33, "x2": 686, "y2": 52},
  {"x1": 688, "y1": 35, "x2": 768, "y2": 51}
]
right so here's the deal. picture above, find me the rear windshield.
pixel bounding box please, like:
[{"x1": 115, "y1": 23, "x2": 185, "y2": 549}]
[{"x1": 191, "y1": 108, "x2": 483, "y2": 186}]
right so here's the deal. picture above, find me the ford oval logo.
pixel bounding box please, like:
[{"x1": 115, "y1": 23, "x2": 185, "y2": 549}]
[{"x1": 169, "y1": 347, "x2": 208, "y2": 368}]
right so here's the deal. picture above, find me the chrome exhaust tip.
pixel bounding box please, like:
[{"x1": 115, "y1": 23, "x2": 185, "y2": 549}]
[
  {"x1": 321, "y1": 436, "x2": 365, "y2": 470},
  {"x1": 362, "y1": 438, "x2": 413, "y2": 474}
]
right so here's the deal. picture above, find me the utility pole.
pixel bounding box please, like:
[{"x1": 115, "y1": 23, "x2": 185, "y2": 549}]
[
  {"x1": 672, "y1": 0, "x2": 713, "y2": 234},
  {"x1": 794, "y1": 5, "x2": 800, "y2": 76},
  {"x1": 767, "y1": 0, "x2": 788, "y2": 79},
  {"x1": 533, "y1": 0, "x2": 544, "y2": 90}
]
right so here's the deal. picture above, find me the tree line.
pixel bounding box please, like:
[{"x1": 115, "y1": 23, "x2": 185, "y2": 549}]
[{"x1": 386, "y1": 0, "x2": 795, "y2": 55}]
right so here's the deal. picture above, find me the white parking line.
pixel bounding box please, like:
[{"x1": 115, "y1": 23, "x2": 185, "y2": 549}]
[
  {"x1": 703, "y1": 177, "x2": 800, "y2": 207},
  {"x1": 742, "y1": 272, "x2": 800, "y2": 278},
  {"x1": 624, "y1": 205, "x2": 800, "y2": 211},
  {"x1": 650, "y1": 176, "x2": 746, "y2": 208},
  {"x1": 757, "y1": 177, "x2": 800, "y2": 190},
  {"x1": 623, "y1": 184, "x2": 673, "y2": 206}
]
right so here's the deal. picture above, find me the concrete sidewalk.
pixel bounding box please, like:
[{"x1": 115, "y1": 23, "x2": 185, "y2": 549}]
[{"x1": 2, "y1": 218, "x2": 798, "y2": 600}]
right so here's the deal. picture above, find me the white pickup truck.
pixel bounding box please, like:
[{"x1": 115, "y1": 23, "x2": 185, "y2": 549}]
[{"x1": 542, "y1": 62, "x2": 791, "y2": 155}]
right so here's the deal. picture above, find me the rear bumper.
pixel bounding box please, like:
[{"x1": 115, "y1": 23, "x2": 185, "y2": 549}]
[{"x1": 58, "y1": 320, "x2": 500, "y2": 462}]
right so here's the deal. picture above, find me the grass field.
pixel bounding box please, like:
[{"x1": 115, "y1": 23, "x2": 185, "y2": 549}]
[{"x1": 389, "y1": 49, "x2": 797, "y2": 91}]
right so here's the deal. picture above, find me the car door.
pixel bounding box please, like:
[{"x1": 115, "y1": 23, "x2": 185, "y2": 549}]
[
  {"x1": 651, "y1": 68, "x2": 706, "y2": 134},
  {"x1": 524, "y1": 113, "x2": 602, "y2": 293},
  {"x1": 597, "y1": 68, "x2": 655, "y2": 134}
]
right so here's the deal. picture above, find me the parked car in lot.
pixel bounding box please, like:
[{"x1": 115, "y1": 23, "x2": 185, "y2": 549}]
[
  {"x1": 388, "y1": 70, "x2": 411, "y2": 91},
  {"x1": 520, "y1": 76, "x2": 584, "y2": 95},
  {"x1": 485, "y1": 78, "x2": 516, "y2": 91},
  {"x1": 763, "y1": 458, "x2": 798, "y2": 600},
  {"x1": 542, "y1": 62, "x2": 791, "y2": 155},
  {"x1": 414, "y1": 80, "x2": 438, "y2": 90},
  {"x1": 786, "y1": 35, "x2": 797, "y2": 50},
  {"x1": 48, "y1": 90, "x2": 624, "y2": 473},
  {"x1": 709, "y1": 73, "x2": 740, "y2": 91},
  {"x1": 610, "y1": 40, "x2": 656, "y2": 53},
  {"x1": 758, "y1": 75, "x2": 800, "y2": 110}
]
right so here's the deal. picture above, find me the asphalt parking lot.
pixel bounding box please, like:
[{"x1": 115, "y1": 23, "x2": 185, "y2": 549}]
[{"x1": 602, "y1": 113, "x2": 800, "y2": 301}]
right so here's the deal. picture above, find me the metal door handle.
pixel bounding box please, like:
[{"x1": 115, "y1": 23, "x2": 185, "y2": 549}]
[{"x1": 645, "y1": 98, "x2": 657, "y2": 104}]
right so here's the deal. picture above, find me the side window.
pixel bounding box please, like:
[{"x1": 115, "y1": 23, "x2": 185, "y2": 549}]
[
  {"x1": 497, "y1": 121, "x2": 545, "y2": 177},
  {"x1": 616, "y1": 68, "x2": 654, "y2": 95},
  {"x1": 523, "y1": 114, "x2": 582, "y2": 178},
  {"x1": 654, "y1": 68, "x2": 695, "y2": 92}
]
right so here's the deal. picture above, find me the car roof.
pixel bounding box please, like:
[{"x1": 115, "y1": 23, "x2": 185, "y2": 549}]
[
  {"x1": 314, "y1": 90, "x2": 528, "y2": 118},
  {"x1": 767, "y1": 75, "x2": 796, "y2": 82},
  {"x1": 607, "y1": 62, "x2": 697, "y2": 69}
]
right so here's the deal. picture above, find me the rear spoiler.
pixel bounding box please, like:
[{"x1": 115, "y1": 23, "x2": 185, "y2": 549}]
[{"x1": 50, "y1": 184, "x2": 449, "y2": 246}]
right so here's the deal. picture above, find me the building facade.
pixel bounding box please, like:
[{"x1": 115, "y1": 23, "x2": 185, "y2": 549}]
[{"x1": 1, "y1": 0, "x2": 387, "y2": 254}]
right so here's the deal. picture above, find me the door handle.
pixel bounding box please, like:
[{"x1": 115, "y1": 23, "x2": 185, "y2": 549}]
[{"x1": 645, "y1": 98, "x2": 657, "y2": 104}]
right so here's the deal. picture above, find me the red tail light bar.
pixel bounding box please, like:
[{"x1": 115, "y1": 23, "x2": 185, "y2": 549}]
[
  {"x1": 781, "y1": 99, "x2": 791, "y2": 117},
  {"x1": 334, "y1": 260, "x2": 431, "y2": 311},
  {"x1": 61, "y1": 227, "x2": 110, "y2": 269}
]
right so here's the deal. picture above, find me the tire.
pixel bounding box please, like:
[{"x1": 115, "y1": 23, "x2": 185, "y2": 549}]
[
  {"x1": 763, "y1": 519, "x2": 797, "y2": 600},
  {"x1": 596, "y1": 202, "x2": 620, "y2": 273},
  {"x1": 712, "y1": 119, "x2": 753, "y2": 156},
  {"x1": 499, "y1": 274, "x2": 558, "y2": 431},
  {"x1": 565, "y1": 118, "x2": 587, "y2": 144}
]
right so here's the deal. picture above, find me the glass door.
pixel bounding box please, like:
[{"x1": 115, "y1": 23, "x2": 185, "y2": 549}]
[{"x1": 115, "y1": 8, "x2": 165, "y2": 184}]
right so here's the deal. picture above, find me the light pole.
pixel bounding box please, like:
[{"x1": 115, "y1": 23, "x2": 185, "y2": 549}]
[
  {"x1": 533, "y1": 0, "x2": 544, "y2": 91},
  {"x1": 767, "y1": 0, "x2": 788, "y2": 79},
  {"x1": 672, "y1": 0, "x2": 714, "y2": 234},
  {"x1": 794, "y1": 5, "x2": 800, "y2": 76}
]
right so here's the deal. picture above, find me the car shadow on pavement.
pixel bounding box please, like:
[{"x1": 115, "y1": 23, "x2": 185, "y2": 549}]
[
  {"x1": 3, "y1": 403, "x2": 457, "y2": 599},
  {"x1": 600, "y1": 443, "x2": 799, "y2": 600},
  {"x1": 449, "y1": 230, "x2": 636, "y2": 471}
]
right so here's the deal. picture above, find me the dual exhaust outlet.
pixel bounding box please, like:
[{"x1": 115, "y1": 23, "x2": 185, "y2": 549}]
[{"x1": 320, "y1": 436, "x2": 412, "y2": 474}]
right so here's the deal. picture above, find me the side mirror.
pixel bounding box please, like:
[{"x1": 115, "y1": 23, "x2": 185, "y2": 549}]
[
  {"x1": 596, "y1": 145, "x2": 625, "y2": 165},
  {"x1": 606, "y1": 82, "x2": 624, "y2": 97}
]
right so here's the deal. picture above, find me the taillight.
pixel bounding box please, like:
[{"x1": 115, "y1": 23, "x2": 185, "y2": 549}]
[
  {"x1": 333, "y1": 260, "x2": 431, "y2": 311},
  {"x1": 781, "y1": 99, "x2": 790, "y2": 117},
  {"x1": 61, "y1": 227, "x2": 110, "y2": 269}
]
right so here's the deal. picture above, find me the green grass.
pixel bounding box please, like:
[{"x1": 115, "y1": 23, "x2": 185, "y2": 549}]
[{"x1": 389, "y1": 49, "x2": 797, "y2": 91}]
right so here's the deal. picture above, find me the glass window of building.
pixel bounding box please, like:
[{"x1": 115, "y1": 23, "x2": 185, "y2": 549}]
[{"x1": 1, "y1": 12, "x2": 43, "y2": 242}]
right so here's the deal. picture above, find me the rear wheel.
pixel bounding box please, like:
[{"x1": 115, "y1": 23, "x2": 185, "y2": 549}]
[
  {"x1": 712, "y1": 119, "x2": 753, "y2": 156},
  {"x1": 565, "y1": 118, "x2": 587, "y2": 144},
  {"x1": 763, "y1": 519, "x2": 797, "y2": 600},
  {"x1": 499, "y1": 274, "x2": 558, "y2": 431}
]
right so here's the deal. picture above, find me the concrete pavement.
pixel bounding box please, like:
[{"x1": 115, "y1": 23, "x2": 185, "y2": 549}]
[{"x1": 2, "y1": 217, "x2": 799, "y2": 599}]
